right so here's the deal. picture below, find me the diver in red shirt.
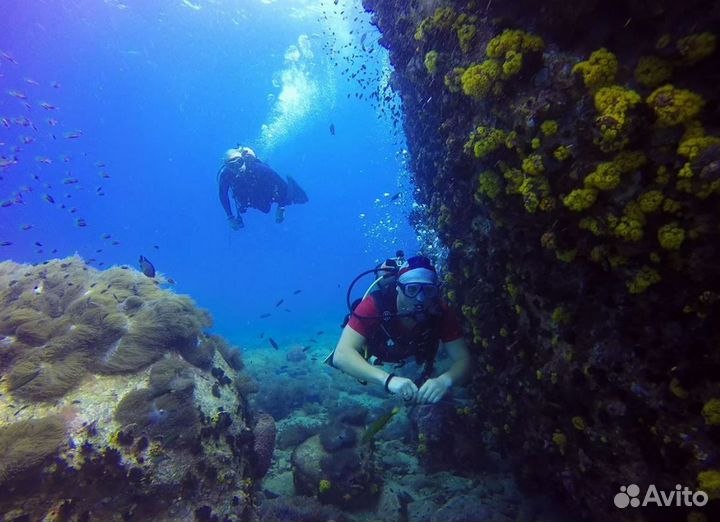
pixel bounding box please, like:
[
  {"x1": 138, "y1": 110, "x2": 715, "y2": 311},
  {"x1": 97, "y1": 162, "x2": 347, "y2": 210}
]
[{"x1": 331, "y1": 255, "x2": 472, "y2": 404}]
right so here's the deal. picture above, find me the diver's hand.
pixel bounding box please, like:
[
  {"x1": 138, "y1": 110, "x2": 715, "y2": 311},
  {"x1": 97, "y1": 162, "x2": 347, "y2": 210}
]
[
  {"x1": 275, "y1": 206, "x2": 286, "y2": 223},
  {"x1": 417, "y1": 374, "x2": 452, "y2": 404},
  {"x1": 388, "y1": 376, "x2": 418, "y2": 402},
  {"x1": 228, "y1": 216, "x2": 244, "y2": 230}
]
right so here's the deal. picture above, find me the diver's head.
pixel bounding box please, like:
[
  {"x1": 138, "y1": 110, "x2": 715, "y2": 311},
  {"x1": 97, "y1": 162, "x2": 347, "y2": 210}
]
[
  {"x1": 395, "y1": 255, "x2": 440, "y2": 314},
  {"x1": 225, "y1": 146, "x2": 256, "y2": 162}
]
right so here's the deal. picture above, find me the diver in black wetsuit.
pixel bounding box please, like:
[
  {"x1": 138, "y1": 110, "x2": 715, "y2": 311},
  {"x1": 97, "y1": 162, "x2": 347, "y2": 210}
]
[{"x1": 217, "y1": 146, "x2": 309, "y2": 230}]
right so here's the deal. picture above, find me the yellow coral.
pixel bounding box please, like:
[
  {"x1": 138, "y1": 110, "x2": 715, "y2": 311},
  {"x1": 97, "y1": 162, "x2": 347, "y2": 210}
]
[
  {"x1": 594, "y1": 86, "x2": 642, "y2": 152},
  {"x1": 541, "y1": 120, "x2": 558, "y2": 136},
  {"x1": 703, "y1": 400, "x2": 720, "y2": 425},
  {"x1": 551, "y1": 306, "x2": 570, "y2": 324},
  {"x1": 414, "y1": 7, "x2": 456, "y2": 41},
  {"x1": 678, "y1": 136, "x2": 720, "y2": 161},
  {"x1": 486, "y1": 29, "x2": 544, "y2": 59},
  {"x1": 424, "y1": 50, "x2": 439, "y2": 75},
  {"x1": 614, "y1": 150, "x2": 647, "y2": 173},
  {"x1": 627, "y1": 266, "x2": 661, "y2": 293},
  {"x1": 669, "y1": 378, "x2": 689, "y2": 399},
  {"x1": 634, "y1": 56, "x2": 673, "y2": 88},
  {"x1": 465, "y1": 126, "x2": 506, "y2": 158},
  {"x1": 613, "y1": 215, "x2": 644, "y2": 242},
  {"x1": 461, "y1": 60, "x2": 501, "y2": 99},
  {"x1": 319, "y1": 479, "x2": 332, "y2": 493},
  {"x1": 658, "y1": 222, "x2": 685, "y2": 250},
  {"x1": 572, "y1": 416, "x2": 586, "y2": 431},
  {"x1": 572, "y1": 48, "x2": 618, "y2": 90},
  {"x1": 585, "y1": 162, "x2": 622, "y2": 191},
  {"x1": 579, "y1": 216, "x2": 603, "y2": 236},
  {"x1": 647, "y1": 85, "x2": 705, "y2": 126},
  {"x1": 553, "y1": 145, "x2": 572, "y2": 161},
  {"x1": 638, "y1": 191, "x2": 664, "y2": 213},
  {"x1": 555, "y1": 249, "x2": 577, "y2": 263},
  {"x1": 552, "y1": 431, "x2": 567, "y2": 455},
  {"x1": 444, "y1": 67, "x2": 465, "y2": 93},
  {"x1": 522, "y1": 154, "x2": 544, "y2": 175},
  {"x1": 655, "y1": 165, "x2": 670, "y2": 185},
  {"x1": 563, "y1": 188, "x2": 598, "y2": 211},
  {"x1": 698, "y1": 469, "x2": 720, "y2": 500},
  {"x1": 676, "y1": 32, "x2": 717, "y2": 65},
  {"x1": 502, "y1": 50, "x2": 523, "y2": 77},
  {"x1": 476, "y1": 170, "x2": 502, "y2": 200},
  {"x1": 456, "y1": 23, "x2": 477, "y2": 54},
  {"x1": 531, "y1": 137, "x2": 541, "y2": 150},
  {"x1": 678, "y1": 162, "x2": 694, "y2": 179}
]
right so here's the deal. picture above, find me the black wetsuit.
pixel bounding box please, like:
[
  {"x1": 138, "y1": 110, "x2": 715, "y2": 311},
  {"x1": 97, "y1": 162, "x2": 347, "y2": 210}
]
[{"x1": 218, "y1": 157, "x2": 290, "y2": 219}]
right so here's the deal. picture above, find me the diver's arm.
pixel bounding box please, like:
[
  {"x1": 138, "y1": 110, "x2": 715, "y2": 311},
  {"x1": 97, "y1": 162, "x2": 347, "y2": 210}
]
[
  {"x1": 417, "y1": 337, "x2": 471, "y2": 404},
  {"x1": 333, "y1": 326, "x2": 420, "y2": 399},
  {"x1": 438, "y1": 337, "x2": 472, "y2": 387},
  {"x1": 218, "y1": 168, "x2": 234, "y2": 218},
  {"x1": 332, "y1": 326, "x2": 389, "y2": 386}
]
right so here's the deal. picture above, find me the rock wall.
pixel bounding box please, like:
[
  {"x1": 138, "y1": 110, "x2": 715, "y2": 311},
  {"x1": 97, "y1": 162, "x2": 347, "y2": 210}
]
[
  {"x1": 0, "y1": 257, "x2": 268, "y2": 522},
  {"x1": 362, "y1": 1, "x2": 720, "y2": 520}
]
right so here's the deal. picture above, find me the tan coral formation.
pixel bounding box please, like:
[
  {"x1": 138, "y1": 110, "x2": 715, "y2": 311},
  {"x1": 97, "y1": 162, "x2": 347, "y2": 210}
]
[{"x1": 0, "y1": 257, "x2": 260, "y2": 522}]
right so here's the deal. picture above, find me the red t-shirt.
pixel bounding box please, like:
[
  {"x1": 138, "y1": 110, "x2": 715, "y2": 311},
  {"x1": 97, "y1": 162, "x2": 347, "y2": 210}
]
[{"x1": 347, "y1": 293, "x2": 464, "y2": 343}]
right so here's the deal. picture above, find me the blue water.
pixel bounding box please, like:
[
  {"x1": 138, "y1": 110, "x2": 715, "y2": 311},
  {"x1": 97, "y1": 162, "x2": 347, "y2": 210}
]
[{"x1": 0, "y1": 0, "x2": 419, "y2": 348}]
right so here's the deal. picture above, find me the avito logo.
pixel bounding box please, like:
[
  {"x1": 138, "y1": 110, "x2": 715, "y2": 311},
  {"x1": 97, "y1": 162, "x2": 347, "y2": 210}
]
[{"x1": 614, "y1": 484, "x2": 708, "y2": 509}]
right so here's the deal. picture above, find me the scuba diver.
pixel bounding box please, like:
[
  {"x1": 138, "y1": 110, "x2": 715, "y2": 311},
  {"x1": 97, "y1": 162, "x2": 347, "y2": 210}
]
[
  {"x1": 218, "y1": 146, "x2": 309, "y2": 230},
  {"x1": 330, "y1": 254, "x2": 472, "y2": 404}
]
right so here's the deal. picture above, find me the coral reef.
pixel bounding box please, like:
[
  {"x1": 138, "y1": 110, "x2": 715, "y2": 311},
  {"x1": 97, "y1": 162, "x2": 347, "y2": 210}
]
[
  {"x1": 0, "y1": 258, "x2": 262, "y2": 521},
  {"x1": 252, "y1": 412, "x2": 277, "y2": 479},
  {"x1": 362, "y1": 0, "x2": 720, "y2": 519}
]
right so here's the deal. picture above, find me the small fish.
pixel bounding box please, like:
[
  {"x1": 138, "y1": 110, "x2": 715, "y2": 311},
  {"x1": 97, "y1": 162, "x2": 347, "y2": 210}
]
[
  {"x1": 36, "y1": 156, "x2": 52, "y2": 164},
  {"x1": 63, "y1": 178, "x2": 80, "y2": 184},
  {"x1": 8, "y1": 90, "x2": 27, "y2": 100},
  {"x1": 166, "y1": 277, "x2": 176, "y2": 285},
  {"x1": 390, "y1": 192, "x2": 401, "y2": 201},
  {"x1": 153, "y1": 245, "x2": 159, "y2": 249},
  {"x1": 64, "y1": 130, "x2": 83, "y2": 139},
  {"x1": 47, "y1": 118, "x2": 59, "y2": 126},
  {"x1": 139, "y1": 255, "x2": 156, "y2": 278},
  {"x1": 95, "y1": 161, "x2": 106, "y2": 167},
  {"x1": 302, "y1": 346, "x2": 311, "y2": 352},
  {"x1": 275, "y1": 299, "x2": 284, "y2": 307},
  {"x1": 0, "y1": 200, "x2": 12, "y2": 208},
  {"x1": 111, "y1": 240, "x2": 120, "y2": 246},
  {"x1": 34, "y1": 241, "x2": 42, "y2": 247},
  {"x1": 269, "y1": 338, "x2": 279, "y2": 350},
  {"x1": 284, "y1": 308, "x2": 291, "y2": 312},
  {"x1": 309, "y1": 339, "x2": 318, "y2": 344},
  {"x1": 101, "y1": 233, "x2": 111, "y2": 239},
  {"x1": 317, "y1": 330, "x2": 325, "y2": 335},
  {"x1": 259, "y1": 313, "x2": 271, "y2": 319},
  {"x1": 1, "y1": 50, "x2": 19, "y2": 64},
  {"x1": 0, "y1": 241, "x2": 12, "y2": 247},
  {"x1": 51, "y1": 81, "x2": 60, "y2": 88},
  {"x1": 75, "y1": 218, "x2": 87, "y2": 227},
  {"x1": 39, "y1": 102, "x2": 58, "y2": 110},
  {"x1": 329, "y1": 123, "x2": 336, "y2": 135},
  {"x1": 293, "y1": 289, "x2": 302, "y2": 295},
  {"x1": 42, "y1": 194, "x2": 55, "y2": 204},
  {"x1": 24, "y1": 77, "x2": 39, "y2": 86},
  {"x1": 19, "y1": 224, "x2": 33, "y2": 231}
]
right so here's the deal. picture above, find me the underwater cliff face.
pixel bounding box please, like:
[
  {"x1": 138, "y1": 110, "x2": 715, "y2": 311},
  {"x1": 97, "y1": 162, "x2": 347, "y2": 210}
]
[
  {"x1": 0, "y1": 257, "x2": 268, "y2": 522},
  {"x1": 362, "y1": 0, "x2": 720, "y2": 520}
]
